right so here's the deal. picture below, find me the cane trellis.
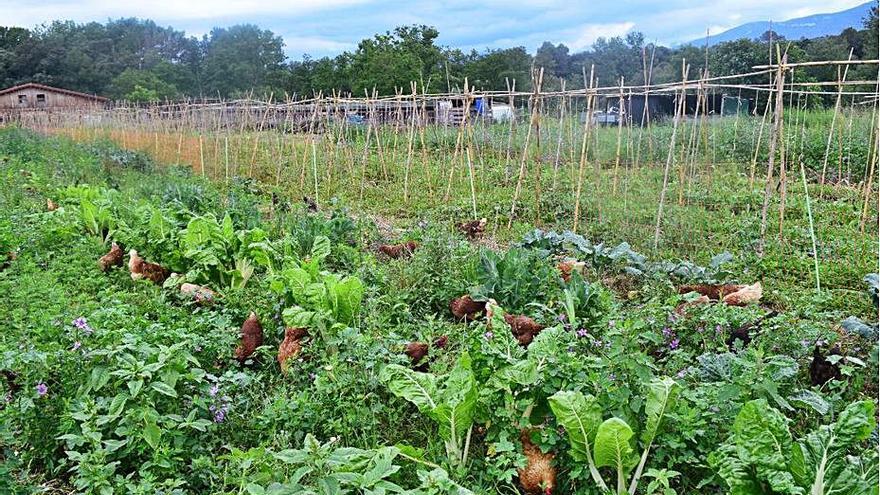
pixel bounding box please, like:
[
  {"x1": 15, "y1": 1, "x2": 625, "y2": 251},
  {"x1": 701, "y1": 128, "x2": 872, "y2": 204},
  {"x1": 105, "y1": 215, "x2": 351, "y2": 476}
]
[{"x1": 4, "y1": 57, "x2": 879, "y2": 293}]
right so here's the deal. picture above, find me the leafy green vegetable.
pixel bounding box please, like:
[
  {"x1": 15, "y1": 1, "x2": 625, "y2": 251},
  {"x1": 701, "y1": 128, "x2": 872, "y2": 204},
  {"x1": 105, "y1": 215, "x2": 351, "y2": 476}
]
[
  {"x1": 710, "y1": 399, "x2": 877, "y2": 495},
  {"x1": 380, "y1": 354, "x2": 478, "y2": 469},
  {"x1": 594, "y1": 417, "x2": 636, "y2": 494}
]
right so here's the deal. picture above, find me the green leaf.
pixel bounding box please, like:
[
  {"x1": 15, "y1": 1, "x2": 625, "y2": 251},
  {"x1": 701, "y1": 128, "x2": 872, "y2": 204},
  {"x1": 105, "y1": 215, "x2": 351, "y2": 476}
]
[
  {"x1": 328, "y1": 276, "x2": 364, "y2": 325},
  {"x1": 150, "y1": 382, "x2": 178, "y2": 398},
  {"x1": 789, "y1": 390, "x2": 830, "y2": 416},
  {"x1": 833, "y1": 401, "x2": 875, "y2": 445},
  {"x1": 127, "y1": 379, "x2": 144, "y2": 397},
  {"x1": 641, "y1": 377, "x2": 679, "y2": 446},
  {"x1": 245, "y1": 483, "x2": 265, "y2": 495},
  {"x1": 731, "y1": 399, "x2": 800, "y2": 494},
  {"x1": 106, "y1": 393, "x2": 128, "y2": 419},
  {"x1": 549, "y1": 391, "x2": 602, "y2": 463},
  {"x1": 142, "y1": 420, "x2": 161, "y2": 450},
  {"x1": 594, "y1": 417, "x2": 636, "y2": 471},
  {"x1": 379, "y1": 364, "x2": 438, "y2": 414},
  {"x1": 310, "y1": 235, "x2": 331, "y2": 263},
  {"x1": 282, "y1": 306, "x2": 319, "y2": 328},
  {"x1": 430, "y1": 353, "x2": 477, "y2": 443}
]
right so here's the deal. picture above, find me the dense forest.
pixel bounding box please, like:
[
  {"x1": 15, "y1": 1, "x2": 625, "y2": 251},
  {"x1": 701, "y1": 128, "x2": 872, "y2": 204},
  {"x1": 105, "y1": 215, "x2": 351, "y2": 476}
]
[{"x1": 0, "y1": 8, "x2": 876, "y2": 101}]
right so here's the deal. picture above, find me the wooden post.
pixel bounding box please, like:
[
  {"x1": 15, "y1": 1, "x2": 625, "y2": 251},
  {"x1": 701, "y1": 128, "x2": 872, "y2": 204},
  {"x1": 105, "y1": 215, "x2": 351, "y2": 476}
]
[
  {"x1": 819, "y1": 49, "x2": 853, "y2": 189},
  {"x1": 611, "y1": 77, "x2": 624, "y2": 194},
  {"x1": 757, "y1": 51, "x2": 787, "y2": 256}
]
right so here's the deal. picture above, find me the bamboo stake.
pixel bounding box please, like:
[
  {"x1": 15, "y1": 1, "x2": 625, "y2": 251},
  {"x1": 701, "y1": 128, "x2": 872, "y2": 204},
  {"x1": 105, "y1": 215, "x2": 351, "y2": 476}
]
[
  {"x1": 611, "y1": 77, "x2": 624, "y2": 194},
  {"x1": 509, "y1": 68, "x2": 543, "y2": 228},
  {"x1": 552, "y1": 80, "x2": 567, "y2": 190},
  {"x1": 757, "y1": 50, "x2": 787, "y2": 256},
  {"x1": 820, "y1": 49, "x2": 854, "y2": 188},
  {"x1": 800, "y1": 161, "x2": 821, "y2": 292},
  {"x1": 572, "y1": 65, "x2": 596, "y2": 233},
  {"x1": 403, "y1": 82, "x2": 417, "y2": 204},
  {"x1": 652, "y1": 59, "x2": 688, "y2": 251}
]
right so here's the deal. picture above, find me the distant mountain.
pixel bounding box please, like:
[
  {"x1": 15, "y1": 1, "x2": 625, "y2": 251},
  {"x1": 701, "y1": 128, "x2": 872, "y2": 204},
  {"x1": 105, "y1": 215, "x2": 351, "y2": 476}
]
[{"x1": 688, "y1": 1, "x2": 874, "y2": 46}]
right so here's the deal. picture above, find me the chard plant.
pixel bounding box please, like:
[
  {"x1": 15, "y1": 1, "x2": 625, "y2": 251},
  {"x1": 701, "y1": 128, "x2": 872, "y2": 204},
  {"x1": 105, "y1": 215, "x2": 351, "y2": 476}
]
[
  {"x1": 179, "y1": 212, "x2": 265, "y2": 289},
  {"x1": 548, "y1": 377, "x2": 679, "y2": 494},
  {"x1": 269, "y1": 235, "x2": 365, "y2": 344},
  {"x1": 709, "y1": 398, "x2": 877, "y2": 495},
  {"x1": 380, "y1": 353, "x2": 479, "y2": 470}
]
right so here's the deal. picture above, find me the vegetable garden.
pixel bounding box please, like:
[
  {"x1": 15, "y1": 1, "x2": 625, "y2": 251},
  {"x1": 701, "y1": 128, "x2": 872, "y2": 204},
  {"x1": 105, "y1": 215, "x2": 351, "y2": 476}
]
[{"x1": 0, "y1": 57, "x2": 878, "y2": 495}]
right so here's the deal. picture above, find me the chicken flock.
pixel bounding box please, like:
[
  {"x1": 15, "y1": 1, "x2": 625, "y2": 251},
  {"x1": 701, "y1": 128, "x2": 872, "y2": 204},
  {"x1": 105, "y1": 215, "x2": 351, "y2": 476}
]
[{"x1": 87, "y1": 211, "x2": 814, "y2": 495}]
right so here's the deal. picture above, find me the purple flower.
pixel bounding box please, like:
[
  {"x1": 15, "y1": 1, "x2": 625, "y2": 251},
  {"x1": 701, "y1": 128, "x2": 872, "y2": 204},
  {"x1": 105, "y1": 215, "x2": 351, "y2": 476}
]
[
  {"x1": 669, "y1": 338, "x2": 680, "y2": 350},
  {"x1": 567, "y1": 346, "x2": 575, "y2": 353},
  {"x1": 576, "y1": 329, "x2": 589, "y2": 338},
  {"x1": 209, "y1": 402, "x2": 230, "y2": 423},
  {"x1": 209, "y1": 384, "x2": 219, "y2": 397},
  {"x1": 484, "y1": 331, "x2": 494, "y2": 340},
  {"x1": 677, "y1": 369, "x2": 687, "y2": 378},
  {"x1": 73, "y1": 317, "x2": 93, "y2": 335},
  {"x1": 71, "y1": 341, "x2": 81, "y2": 351},
  {"x1": 309, "y1": 373, "x2": 317, "y2": 381},
  {"x1": 715, "y1": 324, "x2": 723, "y2": 334},
  {"x1": 35, "y1": 383, "x2": 48, "y2": 397},
  {"x1": 608, "y1": 320, "x2": 616, "y2": 328},
  {"x1": 662, "y1": 327, "x2": 673, "y2": 338},
  {"x1": 609, "y1": 373, "x2": 616, "y2": 381},
  {"x1": 557, "y1": 313, "x2": 567, "y2": 323}
]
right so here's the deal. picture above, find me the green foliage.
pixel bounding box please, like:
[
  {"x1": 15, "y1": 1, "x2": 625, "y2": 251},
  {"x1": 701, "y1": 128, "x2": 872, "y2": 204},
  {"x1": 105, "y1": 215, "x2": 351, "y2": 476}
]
[
  {"x1": 0, "y1": 127, "x2": 877, "y2": 494},
  {"x1": 109, "y1": 68, "x2": 179, "y2": 101},
  {"x1": 549, "y1": 377, "x2": 679, "y2": 494},
  {"x1": 179, "y1": 212, "x2": 264, "y2": 289},
  {"x1": 470, "y1": 247, "x2": 557, "y2": 313},
  {"x1": 710, "y1": 399, "x2": 877, "y2": 495},
  {"x1": 380, "y1": 353, "x2": 478, "y2": 469}
]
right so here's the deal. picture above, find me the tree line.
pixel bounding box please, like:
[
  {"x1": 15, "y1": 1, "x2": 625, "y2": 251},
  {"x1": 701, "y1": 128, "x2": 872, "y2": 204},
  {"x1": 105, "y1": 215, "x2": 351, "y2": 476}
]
[{"x1": 0, "y1": 9, "x2": 876, "y2": 102}]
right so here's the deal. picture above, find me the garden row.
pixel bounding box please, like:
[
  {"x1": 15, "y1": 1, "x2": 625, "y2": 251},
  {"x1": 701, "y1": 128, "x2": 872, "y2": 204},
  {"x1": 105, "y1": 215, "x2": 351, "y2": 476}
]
[{"x1": 0, "y1": 128, "x2": 877, "y2": 494}]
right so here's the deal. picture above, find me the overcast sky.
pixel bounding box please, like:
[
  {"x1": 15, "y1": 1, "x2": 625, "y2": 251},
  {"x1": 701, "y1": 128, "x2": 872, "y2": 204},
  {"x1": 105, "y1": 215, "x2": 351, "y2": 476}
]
[{"x1": 2, "y1": 0, "x2": 870, "y2": 57}]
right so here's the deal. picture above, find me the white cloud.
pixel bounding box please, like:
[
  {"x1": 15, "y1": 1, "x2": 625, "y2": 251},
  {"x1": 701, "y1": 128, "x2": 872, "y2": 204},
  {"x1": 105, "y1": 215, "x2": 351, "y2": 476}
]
[
  {"x1": 0, "y1": 0, "x2": 870, "y2": 57},
  {"x1": 566, "y1": 22, "x2": 636, "y2": 50},
  {"x1": 3, "y1": 0, "x2": 369, "y2": 26},
  {"x1": 284, "y1": 36, "x2": 353, "y2": 55}
]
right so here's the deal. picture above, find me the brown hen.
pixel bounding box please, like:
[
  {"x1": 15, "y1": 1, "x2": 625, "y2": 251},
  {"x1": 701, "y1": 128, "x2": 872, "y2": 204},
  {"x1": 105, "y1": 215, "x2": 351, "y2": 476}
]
[
  {"x1": 450, "y1": 295, "x2": 486, "y2": 321},
  {"x1": 234, "y1": 312, "x2": 263, "y2": 363},
  {"x1": 378, "y1": 241, "x2": 419, "y2": 259},
  {"x1": 128, "y1": 249, "x2": 169, "y2": 284},
  {"x1": 180, "y1": 283, "x2": 218, "y2": 305},
  {"x1": 98, "y1": 242, "x2": 124, "y2": 272},
  {"x1": 505, "y1": 314, "x2": 545, "y2": 347},
  {"x1": 278, "y1": 327, "x2": 308, "y2": 373},
  {"x1": 518, "y1": 430, "x2": 556, "y2": 495},
  {"x1": 457, "y1": 218, "x2": 487, "y2": 240},
  {"x1": 722, "y1": 282, "x2": 762, "y2": 306}
]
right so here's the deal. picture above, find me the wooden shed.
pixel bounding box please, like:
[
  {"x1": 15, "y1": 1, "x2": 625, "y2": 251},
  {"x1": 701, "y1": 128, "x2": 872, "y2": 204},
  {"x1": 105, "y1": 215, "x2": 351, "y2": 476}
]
[{"x1": 0, "y1": 82, "x2": 108, "y2": 110}]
